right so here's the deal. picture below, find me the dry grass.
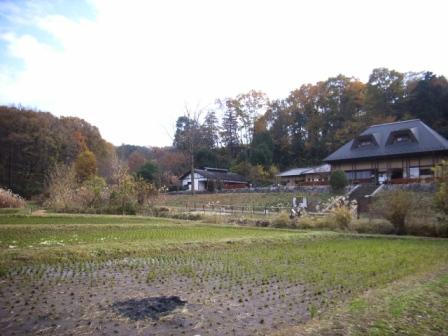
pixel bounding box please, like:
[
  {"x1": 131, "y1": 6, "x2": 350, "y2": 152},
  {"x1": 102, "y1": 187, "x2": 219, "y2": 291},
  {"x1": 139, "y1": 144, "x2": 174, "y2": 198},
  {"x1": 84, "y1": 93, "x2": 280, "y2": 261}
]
[{"x1": 0, "y1": 188, "x2": 26, "y2": 208}]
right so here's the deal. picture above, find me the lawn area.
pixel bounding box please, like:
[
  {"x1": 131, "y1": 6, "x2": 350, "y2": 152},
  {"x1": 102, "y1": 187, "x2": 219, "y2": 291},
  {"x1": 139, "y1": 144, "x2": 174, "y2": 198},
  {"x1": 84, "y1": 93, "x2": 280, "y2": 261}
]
[{"x1": 0, "y1": 214, "x2": 447, "y2": 335}]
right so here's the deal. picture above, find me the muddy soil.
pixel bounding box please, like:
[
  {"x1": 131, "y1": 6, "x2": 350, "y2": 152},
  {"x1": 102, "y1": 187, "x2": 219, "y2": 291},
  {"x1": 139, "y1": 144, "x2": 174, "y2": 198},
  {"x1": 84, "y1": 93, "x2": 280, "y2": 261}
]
[{"x1": 0, "y1": 260, "x2": 336, "y2": 336}]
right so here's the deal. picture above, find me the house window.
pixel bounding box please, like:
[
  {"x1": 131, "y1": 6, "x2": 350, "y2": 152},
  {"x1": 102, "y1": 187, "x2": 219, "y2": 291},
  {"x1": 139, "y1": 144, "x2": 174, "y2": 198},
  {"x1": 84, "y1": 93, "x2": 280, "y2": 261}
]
[
  {"x1": 358, "y1": 140, "x2": 373, "y2": 147},
  {"x1": 386, "y1": 129, "x2": 417, "y2": 145},
  {"x1": 352, "y1": 134, "x2": 377, "y2": 149},
  {"x1": 409, "y1": 167, "x2": 419, "y2": 178},
  {"x1": 392, "y1": 135, "x2": 411, "y2": 144},
  {"x1": 390, "y1": 169, "x2": 403, "y2": 180},
  {"x1": 345, "y1": 170, "x2": 372, "y2": 180},
  {"x1": 420, "y1": 168, "x2": 433, "y2": 176}
]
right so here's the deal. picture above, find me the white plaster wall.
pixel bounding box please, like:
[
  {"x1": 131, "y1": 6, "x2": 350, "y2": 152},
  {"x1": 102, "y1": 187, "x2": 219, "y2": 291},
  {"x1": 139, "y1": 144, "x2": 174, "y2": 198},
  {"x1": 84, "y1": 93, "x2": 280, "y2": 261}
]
[{"x1": 181, "y1": 173, "x2": 207, "y2": 191}]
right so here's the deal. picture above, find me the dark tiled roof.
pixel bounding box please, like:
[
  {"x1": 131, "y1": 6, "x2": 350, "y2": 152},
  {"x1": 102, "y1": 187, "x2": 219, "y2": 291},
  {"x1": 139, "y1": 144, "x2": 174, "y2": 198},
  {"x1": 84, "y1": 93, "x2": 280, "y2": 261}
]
[
  {"x1": 277, "y1": 164, "x2": 330, "y2": 177},
  {"x1": 180, "y1": 168, "x2": 248, "y2": 183},
  {"x1": 324, "y1": 119, "x2": 448, "y2": 162}
]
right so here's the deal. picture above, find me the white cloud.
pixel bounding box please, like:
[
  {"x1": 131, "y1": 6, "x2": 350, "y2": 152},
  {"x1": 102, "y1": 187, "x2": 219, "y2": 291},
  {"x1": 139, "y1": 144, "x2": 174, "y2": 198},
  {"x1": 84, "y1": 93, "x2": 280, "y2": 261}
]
[{"x1": 0, "y1": 0, "x2": 447, "y2": 146}]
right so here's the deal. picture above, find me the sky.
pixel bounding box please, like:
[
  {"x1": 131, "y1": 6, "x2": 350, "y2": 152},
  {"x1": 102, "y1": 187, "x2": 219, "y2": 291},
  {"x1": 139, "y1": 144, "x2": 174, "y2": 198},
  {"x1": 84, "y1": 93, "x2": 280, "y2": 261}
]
[{"x1": 0, "y1": 0, "x2": 447, "y2": 147}]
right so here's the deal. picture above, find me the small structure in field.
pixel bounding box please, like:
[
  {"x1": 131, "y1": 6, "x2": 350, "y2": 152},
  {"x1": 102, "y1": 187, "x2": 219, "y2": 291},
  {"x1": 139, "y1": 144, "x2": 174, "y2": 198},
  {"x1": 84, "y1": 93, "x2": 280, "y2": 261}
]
[
  {"x1": 324, "y1": 119, "x2": 448, "y2": 184},
  {"x1": 276, "y1": 164, "x2": 331, "y2": 186},
  {"x1": 179, "y1": 167, "x2": 249, "y2": 191}
]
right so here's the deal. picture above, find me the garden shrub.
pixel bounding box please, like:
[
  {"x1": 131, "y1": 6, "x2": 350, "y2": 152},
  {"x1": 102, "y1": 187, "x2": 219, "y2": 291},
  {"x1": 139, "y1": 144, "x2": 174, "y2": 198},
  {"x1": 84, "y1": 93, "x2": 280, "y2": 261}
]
[
  {"x1": 434, "y1": 160, "x2": 448, "y2": 215},
  {"x1": 296, "y1": 216, "x2": 316, "y2": 229},
  {"x1": 370, "y1": 190, "x2": 415, "y2": 235},
  {"x1": 0, "y1": 188, "x2": 26, "y2": 208},
  {"x1": 332, "y1": 207, "x2": 352, "y2": 229},
  {"x1": 329, "y1": 170, "x2": 348, "y2": 194},
  {"x1": 151, "y1": 206, "x2": 170, "y2": 217},
  {"x1": 313, "y1": 216, "x2": 337, "y2": 230},
  {"x1": 255, "y1": 220, "x2": 270, "y2": 227},
  {"x1": 171, "y1": 212, "x2": 203, "y2": 221},
  {"x1": 45, "y1": 161, "x2": 158, "y2": 215},
  {"x1": 350, "y1": 218, "x2": 394, "y2": 234},
  {"x1": 406, "y1": 215, "x2": 448, "y2": 238},
  {"x1": 272, "y1": 211, "x2": 291, "y2": 228}
]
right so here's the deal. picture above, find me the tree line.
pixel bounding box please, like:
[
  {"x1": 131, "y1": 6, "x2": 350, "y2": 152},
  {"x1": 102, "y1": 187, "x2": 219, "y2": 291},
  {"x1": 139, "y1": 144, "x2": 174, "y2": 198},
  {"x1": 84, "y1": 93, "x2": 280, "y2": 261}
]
[
  {"x1": 173, "y1": 68, "x2": 448, "y2": 184},
  {"x1": 1, "y1": 68, "x2": 447, "y2": 197}
]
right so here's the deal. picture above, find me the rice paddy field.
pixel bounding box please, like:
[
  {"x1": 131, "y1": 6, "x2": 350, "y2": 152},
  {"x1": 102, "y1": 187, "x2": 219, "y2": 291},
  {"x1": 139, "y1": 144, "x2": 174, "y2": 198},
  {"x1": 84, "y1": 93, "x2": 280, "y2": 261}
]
[{"x1": 0, "y1": 214, "x2": 448, "y2": 335}]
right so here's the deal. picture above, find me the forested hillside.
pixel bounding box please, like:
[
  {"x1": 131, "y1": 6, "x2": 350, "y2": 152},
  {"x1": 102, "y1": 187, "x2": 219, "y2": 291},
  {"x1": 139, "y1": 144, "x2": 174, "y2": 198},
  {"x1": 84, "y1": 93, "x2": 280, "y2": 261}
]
[
  {"x1": 0, "y1": 106, "x2": 115, "y2": 197},
  {"x1": 1, "y1": 68, "x2": 447, "y2": 197}
]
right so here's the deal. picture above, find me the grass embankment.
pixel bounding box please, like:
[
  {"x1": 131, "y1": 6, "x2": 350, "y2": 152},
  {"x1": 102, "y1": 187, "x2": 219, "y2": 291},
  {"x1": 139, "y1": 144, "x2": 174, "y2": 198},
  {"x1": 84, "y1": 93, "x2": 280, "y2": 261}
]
[{"x1": 156, "y1": 191, "x2": 330, "y2": 208}]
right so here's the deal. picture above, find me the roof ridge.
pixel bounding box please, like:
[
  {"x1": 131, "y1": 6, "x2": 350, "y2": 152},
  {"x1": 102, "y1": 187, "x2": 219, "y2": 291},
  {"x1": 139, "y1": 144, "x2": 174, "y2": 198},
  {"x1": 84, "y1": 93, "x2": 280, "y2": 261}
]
[
  {"x1": 368, "y1": 118, "x2": 421, "y2": 128},
  {"x1": 420, "y1": 121, "x2": 448, "y2": 147}
]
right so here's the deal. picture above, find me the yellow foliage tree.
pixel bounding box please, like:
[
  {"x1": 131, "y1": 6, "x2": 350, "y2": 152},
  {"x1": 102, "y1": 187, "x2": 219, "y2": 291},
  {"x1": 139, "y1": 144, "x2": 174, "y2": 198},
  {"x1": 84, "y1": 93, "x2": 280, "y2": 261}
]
[{"x1": 75, "y1": 150, "x2": 97, "y2": 183}]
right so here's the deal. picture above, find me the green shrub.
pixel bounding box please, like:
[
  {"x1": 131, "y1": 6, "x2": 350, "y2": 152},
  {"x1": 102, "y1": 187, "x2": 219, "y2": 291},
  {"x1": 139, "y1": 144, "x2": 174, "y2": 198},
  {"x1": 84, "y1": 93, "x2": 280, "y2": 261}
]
[
  {"x1": 370, "y1": 190, "x2": 415, "y2": 235},
  {"x1": 434, "y1": 160, "x2": 448, "y2": 215},
  {"x1": 329, "y1": 170, "x2": 348, "y2": 194}
]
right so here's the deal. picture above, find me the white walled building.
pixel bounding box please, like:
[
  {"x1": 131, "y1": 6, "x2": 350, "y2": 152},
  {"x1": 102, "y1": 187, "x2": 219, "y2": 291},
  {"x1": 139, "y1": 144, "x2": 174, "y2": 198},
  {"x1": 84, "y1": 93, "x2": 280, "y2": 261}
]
[{"x1": 180, "y1": 167, "x2": 248, "y2": 191}]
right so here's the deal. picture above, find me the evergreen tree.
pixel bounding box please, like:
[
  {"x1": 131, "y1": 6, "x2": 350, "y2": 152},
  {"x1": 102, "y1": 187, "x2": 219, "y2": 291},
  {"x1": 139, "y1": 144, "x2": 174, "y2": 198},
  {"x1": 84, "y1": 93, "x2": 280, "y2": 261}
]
[{"x1": 220, "y1": 100, "x2": 240, "y2": 157}]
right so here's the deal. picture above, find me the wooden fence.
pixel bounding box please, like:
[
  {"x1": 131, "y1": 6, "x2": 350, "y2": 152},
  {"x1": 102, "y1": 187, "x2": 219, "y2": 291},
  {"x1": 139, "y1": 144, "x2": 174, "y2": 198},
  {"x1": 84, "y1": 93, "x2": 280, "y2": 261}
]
[{"x1": 171, "y1": 204, "x2": 327, "y2": 217}]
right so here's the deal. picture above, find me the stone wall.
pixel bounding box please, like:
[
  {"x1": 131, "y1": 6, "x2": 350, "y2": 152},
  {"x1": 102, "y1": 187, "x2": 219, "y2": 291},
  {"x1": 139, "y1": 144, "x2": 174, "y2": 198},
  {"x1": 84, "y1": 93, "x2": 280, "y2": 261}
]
[
  {"x1": 381, "y1": 183, "x2": 436, "y2": 193},
  {"x1": 166, "y1": 185, "x2": 332, "y2": 195}
]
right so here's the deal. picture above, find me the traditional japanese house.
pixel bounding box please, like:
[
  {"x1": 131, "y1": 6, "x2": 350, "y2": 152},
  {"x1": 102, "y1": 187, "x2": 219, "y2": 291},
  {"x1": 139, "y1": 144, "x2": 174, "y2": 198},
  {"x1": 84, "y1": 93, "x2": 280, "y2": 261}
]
[{"x1": 324, "y1": 119, "x2": 448, "y2": 184}]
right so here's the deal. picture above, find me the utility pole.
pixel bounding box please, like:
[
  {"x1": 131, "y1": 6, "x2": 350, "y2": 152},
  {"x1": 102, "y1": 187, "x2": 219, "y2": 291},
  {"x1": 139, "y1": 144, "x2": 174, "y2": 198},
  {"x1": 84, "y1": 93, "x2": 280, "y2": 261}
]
[{"x1": 190, "y1": 148, "x2": 195, "y2": 195}]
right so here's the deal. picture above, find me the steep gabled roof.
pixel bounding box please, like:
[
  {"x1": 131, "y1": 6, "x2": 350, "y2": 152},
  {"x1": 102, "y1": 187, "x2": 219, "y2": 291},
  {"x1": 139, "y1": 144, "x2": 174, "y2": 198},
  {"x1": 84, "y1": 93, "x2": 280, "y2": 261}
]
[
  {"x1": 324, "y1": 119, "x2": 448, "y2": 162},
  {"x1": 277, "y1": 164, "x2": 330, "y2": 177},
  {"x1": 179, "y1": 168, "x2": 248, "y2": 183}
]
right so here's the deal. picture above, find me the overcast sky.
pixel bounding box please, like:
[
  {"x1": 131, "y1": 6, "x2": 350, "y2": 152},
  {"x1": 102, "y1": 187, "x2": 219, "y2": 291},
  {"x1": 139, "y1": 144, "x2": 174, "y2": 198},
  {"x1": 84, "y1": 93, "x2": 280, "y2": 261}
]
[{"x1": 1, "y1": 0, "x2": 447, "y2": 147}]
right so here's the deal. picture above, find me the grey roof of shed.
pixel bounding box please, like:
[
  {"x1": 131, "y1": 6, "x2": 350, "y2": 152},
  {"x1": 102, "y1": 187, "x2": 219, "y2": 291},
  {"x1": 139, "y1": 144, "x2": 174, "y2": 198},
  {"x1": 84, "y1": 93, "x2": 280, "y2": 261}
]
[
  {"x1": 180, "y1": 168, "x2": 248, "y2": 183},
  {"x1": 277, "y1": 164, "x2": 331, "y2": 177},
  {"x1": 324, "y1": 119, "x2": 448, "y2": 162}
]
